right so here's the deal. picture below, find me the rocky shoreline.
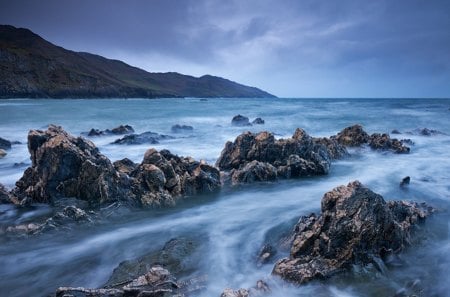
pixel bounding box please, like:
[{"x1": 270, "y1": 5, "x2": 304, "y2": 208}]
[{"x1": 0, "y1": 123, "x2": 435, "y2": 296}]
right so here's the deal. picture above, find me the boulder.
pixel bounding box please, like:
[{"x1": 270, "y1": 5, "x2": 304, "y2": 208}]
[
  {"x1": 86, "y1": 125, "x2": 134, "y2": 136},
  {"x1": 0, "y1": 183, "x2": 11, "y2": 203},
  {"x1": 216, "y1": 129, "x2": 340, "y2": 183},
  {"x1": 171, "y1": 124, "x2": 194, "y2": 133},
  {"x1": 252, "y1": 117, "x2": 265, "y2": 125},
  {"x1": 400, "y1": 176, "x2": 410, "y2": 187},
  {"x1": 272, "y1": 181, "x2": 433, "y2": 285},
  {"x1": 13, "y1": 125, "x2": 130, "y2": 206},
  {"x1": 0, "y1": 137, "x2": 12, "y2": 150},
  {"x1": 231, "y1": 115, "x2": 252, "y2": 127},
  {"x1": 112, "y1": 131, "x2": 173, "y2": 145},
  {"x1": 369, "y1": 133, "x2": 410, "y2": 154},
  {"x1": 220, "y1": 280, "x2": 270, "y2": 297},
  {"x1": 391, "y1": 129, "x2": 401, "y2": 134},
  {"x1": 332, "y1": 124, "x2": 370, "y2": 146},
  {"x1": 0, "y1": 148, "x2": 6, "y2": 158}
]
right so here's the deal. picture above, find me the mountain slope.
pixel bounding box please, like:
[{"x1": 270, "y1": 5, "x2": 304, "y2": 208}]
[{"x1": 0, "y1": 25, "x2": 275, "y2": 99}]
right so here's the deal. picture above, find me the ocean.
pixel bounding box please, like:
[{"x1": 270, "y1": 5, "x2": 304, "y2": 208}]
[{"x1": 0, "y1": 98, "x2": 449, "y2": 296}]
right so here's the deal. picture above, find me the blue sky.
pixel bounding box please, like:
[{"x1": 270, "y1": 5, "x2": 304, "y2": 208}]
[{"x1": 1, "y1": 0, "x2": 449, "y2": 98}]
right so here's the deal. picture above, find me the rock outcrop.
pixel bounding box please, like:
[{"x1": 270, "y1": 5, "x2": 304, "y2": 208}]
[
  {"x1": 0, "y1": 136, "x2": 12, "y2": 150},
  {"x1": 333, "y1": 124, "x2": 370, "y2": 147},
  {"x1": 252, "y1": 117, "x2": 265, "y2": 125},
  {"x1": 112, "y1": 131, "x2": 173, "y2": 145},
  {"x1": 171, "y1": 124, "x2": 194, "y2": 133},
  {"x1": 369, "y1": 133, "x2": 410, "y2": 154},
  {"x1": 217, "y1": 129, "x2": 346, "y2": 184},
  {"x1": 231, "y1": 115, "x2": 252, "y2": 127},
  {"x1": 220, "y1": 280, "x2": 270, "y2": 297},
  {"x1": 272, "y1": 181, "x2": 433, "y2": 285},
  {"x1": 13, "y1": 125, "x2": 130, "y2": 206},
  {"x1": 86, "y1": 125, "x2": 135, "y2": 137}
]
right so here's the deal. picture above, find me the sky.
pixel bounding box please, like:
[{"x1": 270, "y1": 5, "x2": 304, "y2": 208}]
[{"x1": 1, "y1": 0, "x2": 450, "y2": 98}]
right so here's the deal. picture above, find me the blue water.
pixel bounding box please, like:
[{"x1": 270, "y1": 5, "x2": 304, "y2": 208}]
[{"x1": 0, "y1": 98, "x2": 449, "y2": 297}]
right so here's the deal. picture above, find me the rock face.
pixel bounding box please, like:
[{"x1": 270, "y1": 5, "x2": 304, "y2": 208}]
[
  {"x1": 14, "y1": 125, "x2": 129, "y2": 206},
  {"x1": 112, "y1": 131, "x2": 173, "y2": 145},
  {"x1": 217, "y1": 129, "x2": 345, "y2": 184},
  {"x1": 171, "y1": 124, "x2": 194, "y2": 133},
  {"x1": 272, "y1": 181, "x2": 433, "y2": 285},
  {"x1": 231, "y1": 115, "x2": 252, "y2": 126},
  {"x1": 0, "y1": 137, "x2": 12, "y2": 150},
  {"x1": 130, "y1": 149, "x2": 221, "y2": 207}
]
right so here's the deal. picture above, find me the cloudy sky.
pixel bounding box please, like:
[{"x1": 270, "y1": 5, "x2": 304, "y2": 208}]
[{"x1": 1, "y1": 0, "x2": 450, "y2": 97}]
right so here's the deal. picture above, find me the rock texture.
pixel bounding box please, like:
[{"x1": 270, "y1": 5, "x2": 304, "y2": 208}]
[
  {"x1": 272, "y1": 181, "x2": 433, "y2": 285},
  {"x1": 217, "y1": 129, "x2": 346, "y2": 184}
]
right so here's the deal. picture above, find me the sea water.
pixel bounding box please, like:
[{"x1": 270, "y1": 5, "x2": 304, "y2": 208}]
[{"x1": 0, "y1": 98, "x2": 449, "y2": 296}]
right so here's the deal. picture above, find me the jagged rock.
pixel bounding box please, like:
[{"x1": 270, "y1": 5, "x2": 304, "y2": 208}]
[
  {"x1": 13, "y1": 125, "x2": 130, "y2": 206},
  {"x1": 257, "y1": 244, "x2": 277, "y2": 266},
  {"x1": 400, "y1": 176, "x2": 410, "y2": 187},
  {"x1": 231, "y1": 115, "x2": 252, "y2": 127},
  {"x1": 217, "y1": 129, "x2": 338, "y2": 183},
  {"x1": 272, "y1": 181, "x2": 433, "y2": 285},
  {"x1": 113, "y1": 131, "x2": 173, "y2": 145},
  {"x1": 105, "y1": 237, "x2": 202, "y2": 288},
  {"x1": 113, "y1": 158, "x2": 138, "y2": 175},
  {"x1": 0, "y1": 148, "x2": 6, "y2": 158},
  {"x1": 312, "y1": 137, "x2": 348, "y2": 159},
  {"x1": 220, "y1": 280, "x2": 270, "y2": 297},
  {"x1": 252, "y1": 118, "x2": 265, "y2": 125},
  {"x1": 56, "y1": 266, "x2": 178, "y2": 297},
  {"x1": 86, "y1": 125, "x2": 135, "y2": 136},
  {"x1": 0, "y1": 136, "x2": 12, "y2": 150},
  {"x1": 171, "y1": 124, "x2": 194, "y2": 133},
  {"x1": 333, "y1": 124, "x2": 370, "y2": 146},
  {"x1": 369, "y1": 133, "x2": 410, "y2": 154}
]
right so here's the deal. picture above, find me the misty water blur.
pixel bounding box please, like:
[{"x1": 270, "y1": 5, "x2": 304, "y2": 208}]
[{"x1": 0, "y1": 98, "x2": 449, "y2": 297}]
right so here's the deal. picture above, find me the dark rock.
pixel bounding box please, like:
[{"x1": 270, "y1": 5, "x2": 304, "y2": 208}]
[
  {"x1": 391, "y1": 129, "x2": 401, "y2": 134},
  {"x1": 412, "y1": 128, "x2": 446, "y2": 136},
  {"x1": 13, "y1": 125, "x2": 131, "y2": 206},
  {"x1": 0, "y1": 183, "x2": 12, "y2": 204},
  {"x1": 333, "y1": 124, "x2": 370, "y2": 146},
  {"x1": 113, "y1": 131, "x2": 173, "y2": 145},
  {"x1": 0, "y1": 148, "x2": 6, "y2": 158},
  {"x1": 369, "y1": 133, "x2": 410, "y2": 154},
  {"x1": 171, "y1": 124, "x2": 194, "y2": 133},
  {"x1": 252, "y1": 117, "x2": 265, "y2": 125},
  {"x1": 0, "y1": 137, "x2": 12, "y2": 150},
  {"x1": 400, "y1": 176, "x2": 410, "y2": 187},
  {"x1": 232, "y1": 114, "x2": 252, "y2": 127},
  {"x1": 87, "y1": 128, "x2": 103, "y2": 136},
  {"x1": 272, "y1": 181, "x2": 433, "y2": 285},
  {"x1": 105, "y1": 237, "x2": 202, "y2": 287},
  {"x1": 216, "y1": 129, "x2": 340, "y2": 183},
  {"x1": 86, "y1": 125, "x2": 135, "y2": 136},
  {"x1": 312, "y1": 137, "x2": 348, "y2": 159},
  {"x1": 257, "y1": 244, "x2": 277, "y2": 266},
  {"x1": 400, "y1": 139, "x2": 414, "y2": 146},
  {"x1": 221, "y1": 280, "x2": 270, "y2": 297},
  {"x1": 113, "y1": 158, "x2": 138, "y2": 175}
]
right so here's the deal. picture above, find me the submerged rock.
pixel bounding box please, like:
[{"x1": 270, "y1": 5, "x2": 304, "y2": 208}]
[
  {"x1": 86, "y1": 125, "x2": 135, "y2": 136},
  {"x1": 217, "y1": 129, "x2": 342, "y2": 183},
  {"x1": 400, "y1": 176, "x2": 410, "y2": 187},
  {"x1": 272, "y1": 181, "x2": 433, "y2": 285},
  {"x1": 0, "y1": 136, "x2": 12, "y2": 150},
  {"x1": 232, "y1": 114, "x2": 252, "y2": 126},
  {"x1": 112, "y1": 131, "x2": 173, "y2": 145},
  {"x1": 410, "y1": 128, "x2": 446, "y2": 136},
  {"x1": 13, "y1": 125, "x2": 130, "y2": 206},
  {"x1": 252, "y1": 117, "x2": 265, "y2": 125},
  {"x1": 171, "y1": 124, "x2": 194, "y2": 133}
]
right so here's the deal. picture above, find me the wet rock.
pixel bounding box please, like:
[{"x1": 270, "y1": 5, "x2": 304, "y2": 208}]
[
  {"x1": 369, "y1": 133, "x2": 410, "y2": 154},
  {"x1": 105, "y1": 237, "x2": 203, "y2": 287},
  {"x1": 312, "y1": 137, "x2": 348, "y2": 159},
  {"x1": 13, "y1": 125, "x2": 130, "y2": 206},
  {"x1": 400, "y1": 176, "x2": 410, "y2": 187},
  {"x1": 411, "y1": 128, "x2": 446, "y2": 136},
  {"x1": 112, "y1": 131, "x2": 173, "y2": 145},
  {"x1": 0, "y1": 148, "x2": 6, "y2": 158},
  {"x1": 113, "y1": 158, "x2": 138, "y2": 175},
  {"x1": 171, "y1": 124, "x2": 194, "y2": 133},
  {"x1": 232, "y1": 114, "x2": 252, "y2": 126},
  {"x1": 0, "y1": 136, "x2": 12, "y2": 150},
  {"x1": 333, "y1": 124, "x2": 370, "y2": 146},
  {"x1": 0, "y1": 183, "x2": 10, "y2": 203},
  {"x1": 86, "y1": 125, "x2": 135, "y2": 136},
  {"x1": 400, "y1": 139, "x2": 414, "y2": 146},
  {"x1": 56, "y1": 266, "x2": 178, "y2": 297},
  {"x1": 272, "y1": 181, "x2": 433, "y2": 285},
  {"x1": 221, "y1": 280, "x2": 270, "y2": 297},
  {"x1": 87, "y1": 128, "x2": 103, "y2": 136},
  {"x1": 257, "y1": 244, "x2": 277, "y2": 265},
  {"x1": 391, "y1": 129, "x2": 401, "y2": 134},
  {"x1": 217, "y1": 129, "x2": 338, "y2": 183},
  {"x1": 252, "y1": 117, "x2": 265, "y2": 125}
]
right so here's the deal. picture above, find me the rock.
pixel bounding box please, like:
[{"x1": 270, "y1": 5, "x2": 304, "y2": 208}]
[
  {"x1": 400, "y1": 176, "x2": 410, "y2": 187},
  {"x1": 105, "y1": 237, "x2": 203, "y2": 287},
  {"x1": 0, "y1": 136, "x2": 12, "y2": 150},
  {"x1": 171, "y1": 124, "x2": 194, "y2": 133},
  {"x1": 113, "y1": 131, "x2": 173, "y2": 145},
  {"x1": 0, "y1": 148, "x2": 6, "y2": 158},
  {"x1": 13, "y1": 125, "x2": 130, "y2": 206},
  {"x1": 221, "y1": 280, "x2": 270, "y2": 297},
  {"x1": 312, "y1": 137, "x2": 348, "y2": 159},
  {"x1": 391, "y1": 129, "x2": 401, "y2": 134},
  {"x1": 411, "y1": 128, "x2": 446, "y2": 136},
  {"x1": 217, "y1": 129, "x2": 340, "y2": 183},
  {"x1": 333, "y1": 124, "x2": 370, "y2": 146},
  {"x1": 252, "y1": 117, "x2": 265, "y2": 125},
  {"x1": 369, "y1": 133, "x2": 410, "y2": 154},
  {"x1": 0, "y1": 183, "x2": 12, "y2": 203},
  {"x1": 56, "y1": 266, "x2": 178, "y2": 297},
  {"x1": 86, "y1": 125, "x2": 135, "y2": 136},
  {"x1": 272, "y1": 181, "x2": 433, "y2": 285},
  {"x1": 257, "y1": 244, "x2": 277, "y2": 266},
  {"x1": 232, "y1": 114, "x2": 252, "y2": 127},
  {"x1": 400, "y1": 139, "x2": 414, "y2": 146},
  {"x1": 87, "y1": 128, "x2": 103, "y2": 136},
  {"x1": 113, "y1": 158, "x2": 138, "y2": 175}
]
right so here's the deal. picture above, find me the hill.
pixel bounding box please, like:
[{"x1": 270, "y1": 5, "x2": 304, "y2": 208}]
[{"x1": 0, "y1": 25, "x2": 275, "y2": 99}]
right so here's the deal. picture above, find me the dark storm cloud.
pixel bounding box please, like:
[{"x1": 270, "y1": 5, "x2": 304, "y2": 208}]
[{"x1": 1, "y1": 0, "x2": 449, "y2": 97}]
